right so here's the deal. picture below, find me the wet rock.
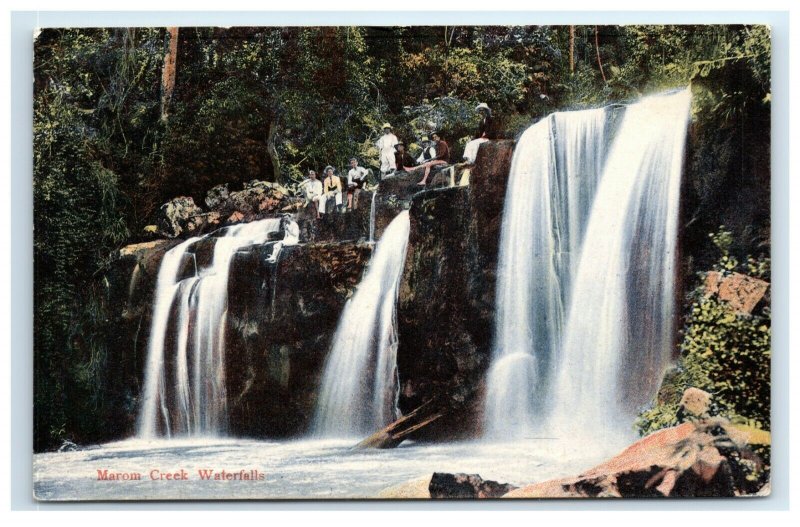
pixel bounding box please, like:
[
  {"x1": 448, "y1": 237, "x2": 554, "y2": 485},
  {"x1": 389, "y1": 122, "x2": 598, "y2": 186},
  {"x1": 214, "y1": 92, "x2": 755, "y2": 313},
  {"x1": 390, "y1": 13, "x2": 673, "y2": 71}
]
[
  {"x1": 704, "y1": 271, "x2": 769, "y2": 314},
  {"x1": 504, "y1": 419, "x2": 767, "y2": 498},
  {"x1": 156, "y1": 196, "x2": 203, "y2": 238},
  {"x1": 58, "y1": 440, "x2": 80, "y2": 453},
  {"x1": 225, "y1": 241, "x2": 373, "y2": 437},
  {"x1": 429, "y1": 472, "x2": 517, "y2": 499},
  {"x1": 395, "y1": 140, "x2": 516, "y2": 442}
]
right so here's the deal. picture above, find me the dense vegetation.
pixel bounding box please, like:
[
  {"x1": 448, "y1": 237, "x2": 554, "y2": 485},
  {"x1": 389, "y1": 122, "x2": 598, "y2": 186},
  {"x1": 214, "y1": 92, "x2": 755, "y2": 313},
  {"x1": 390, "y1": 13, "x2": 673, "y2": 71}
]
[
  {"x1": 636, "y1": 228, "x2": 771, "y2": 436},
  {"x1": 34, "y1": 25, "x2": 770, "y2": 450}
]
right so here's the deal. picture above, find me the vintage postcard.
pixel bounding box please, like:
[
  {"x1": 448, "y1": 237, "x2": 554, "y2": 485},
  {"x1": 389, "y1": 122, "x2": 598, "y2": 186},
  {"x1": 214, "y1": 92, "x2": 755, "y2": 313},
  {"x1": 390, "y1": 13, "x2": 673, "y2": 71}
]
[{"x1": 32, "y1": 24, "x2": 771, "y2": 500}]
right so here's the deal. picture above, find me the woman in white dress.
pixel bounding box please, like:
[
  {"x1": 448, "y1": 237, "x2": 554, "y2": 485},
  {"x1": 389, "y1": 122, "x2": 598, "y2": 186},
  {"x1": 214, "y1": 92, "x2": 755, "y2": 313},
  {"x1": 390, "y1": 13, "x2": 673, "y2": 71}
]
[{"x1": 375, "y1": 123, "x2": 398, "y2": 176}]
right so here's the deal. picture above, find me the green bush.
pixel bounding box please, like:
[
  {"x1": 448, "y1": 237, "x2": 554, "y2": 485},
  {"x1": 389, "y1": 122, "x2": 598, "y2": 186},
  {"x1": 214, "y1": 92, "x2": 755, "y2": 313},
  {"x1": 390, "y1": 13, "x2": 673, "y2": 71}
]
[{"x1": 636, "y1": 228, "x2": 770, "y2": 436}]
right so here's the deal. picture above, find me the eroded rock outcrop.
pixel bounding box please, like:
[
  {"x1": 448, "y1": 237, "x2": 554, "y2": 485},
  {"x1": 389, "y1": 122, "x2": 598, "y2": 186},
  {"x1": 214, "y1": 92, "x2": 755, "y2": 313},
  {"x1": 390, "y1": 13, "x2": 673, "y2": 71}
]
[{"x1": 504, "y1": 419, "x2": 767, "y2": 498}]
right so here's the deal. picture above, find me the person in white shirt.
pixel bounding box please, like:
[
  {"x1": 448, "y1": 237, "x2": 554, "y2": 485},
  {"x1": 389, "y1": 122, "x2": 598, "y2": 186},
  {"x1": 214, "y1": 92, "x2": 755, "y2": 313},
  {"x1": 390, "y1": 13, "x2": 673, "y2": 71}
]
[
  {"x1": 299, "y1": 169, "x2": 323, "y2": 218},
  {"x1": 416, "y1": 135, "x2": 437, "y2": 164},
  {"x1": 267, "y1": 214, "x2": 300, "y2": 263},
  {"x1": 462, "y1": 103, "x2": 492, "y2": 164},
  {"x1": 375, "y1": 123, "x2": 398, "y2": 176},
  {"x1": 346, "y1": 157, "x2": 370, "y2": 211}
]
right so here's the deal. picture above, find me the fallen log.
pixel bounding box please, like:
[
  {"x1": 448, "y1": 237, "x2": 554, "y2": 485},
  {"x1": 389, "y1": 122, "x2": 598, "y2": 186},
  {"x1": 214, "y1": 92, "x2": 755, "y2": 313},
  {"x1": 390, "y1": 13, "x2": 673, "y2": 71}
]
[{"x1": 355, "y1": 400, "x2": 446, "y2": 449}]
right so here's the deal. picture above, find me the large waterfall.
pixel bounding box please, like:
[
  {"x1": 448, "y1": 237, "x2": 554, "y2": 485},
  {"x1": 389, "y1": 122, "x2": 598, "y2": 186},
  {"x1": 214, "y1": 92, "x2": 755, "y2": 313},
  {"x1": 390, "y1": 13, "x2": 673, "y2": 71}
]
[
  {"x1": 485, "y1": 89, "x2": 691, "y2": 443},
  {"x1": 137, "y1": 218, "x2": 281, "y2": 439},
  {"x1": 312, "y1": 210, "x2": 411, "y2": 438}
]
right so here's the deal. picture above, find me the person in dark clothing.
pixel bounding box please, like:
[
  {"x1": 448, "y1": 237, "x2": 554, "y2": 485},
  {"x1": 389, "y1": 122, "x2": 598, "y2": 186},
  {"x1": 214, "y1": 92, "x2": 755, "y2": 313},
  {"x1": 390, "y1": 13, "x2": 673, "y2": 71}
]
[
  {"x1": 418, "y1": 132, "x2": 449, "y2": 186},
  {"x1": 394, "y1": 142, "x2": 416, "y2": 172}
]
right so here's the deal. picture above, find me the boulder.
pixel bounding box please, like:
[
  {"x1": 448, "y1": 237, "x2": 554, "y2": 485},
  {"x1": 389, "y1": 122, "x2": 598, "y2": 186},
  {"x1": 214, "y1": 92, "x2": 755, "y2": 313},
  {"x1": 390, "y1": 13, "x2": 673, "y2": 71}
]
[
  {"x1": 679, "y1": 387, "x2": 713, "y2": 419},
  {"x1": 704, "y1": 271, "x2": 769, "y2": 314},
  {"x1": 429, "y1": 472, "x2": 517, "y2": 499},
  {"x1": 205, "y1": 183, "x2": 230, "y2": 210},
  {"x1": 376, "y1": 477, "x2": 432, "y2": 499},
  {"x1": 504, "y1": 419, "x2": 767, "y2": 498},
  {"x1": 156, "y1": 196, "x2": 203, "y2": 238}
]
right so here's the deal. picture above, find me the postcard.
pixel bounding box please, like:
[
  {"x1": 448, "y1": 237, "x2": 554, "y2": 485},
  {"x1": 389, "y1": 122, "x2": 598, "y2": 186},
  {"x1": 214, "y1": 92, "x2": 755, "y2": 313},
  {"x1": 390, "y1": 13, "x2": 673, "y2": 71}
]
[{"x1": 32, "y1": 24, "x2": 771, "y2": 500}]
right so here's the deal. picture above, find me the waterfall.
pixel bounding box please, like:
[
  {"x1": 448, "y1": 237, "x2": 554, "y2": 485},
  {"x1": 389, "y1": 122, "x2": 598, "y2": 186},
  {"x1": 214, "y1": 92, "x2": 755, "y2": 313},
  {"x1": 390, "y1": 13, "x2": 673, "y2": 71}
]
[
  {"x1": 485, "y1": 89, "x2": 691, "y2": 443},
  {"x1": 312, "y1": 210, "x2": 411, "y2": 438},
  {"x1": 368, "y1": 190, "x2": 377, "y2": 243},
  {"x1": 137, "y1": 218, "x2": 281, "y2": 439},
  {"x1": 485, "y1": 107, "x2": 610, "y2": 439},
  {"x1": 546, "y1": 89, "x2": 691, "y2": 444}
]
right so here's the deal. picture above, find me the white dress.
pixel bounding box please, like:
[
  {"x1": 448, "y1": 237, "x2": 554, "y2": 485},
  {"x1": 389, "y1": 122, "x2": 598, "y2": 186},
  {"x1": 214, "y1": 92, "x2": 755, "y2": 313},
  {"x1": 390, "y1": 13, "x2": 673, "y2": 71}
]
[
  {"x1": 463, "y1": 138, "x2": 489, "y2": 164},
  {"x1": 268, "y1": 220, "x2": 300, "y2": 263},
  {"x1": 375, "y1": 133, "x2": 398, "y2": 173}
]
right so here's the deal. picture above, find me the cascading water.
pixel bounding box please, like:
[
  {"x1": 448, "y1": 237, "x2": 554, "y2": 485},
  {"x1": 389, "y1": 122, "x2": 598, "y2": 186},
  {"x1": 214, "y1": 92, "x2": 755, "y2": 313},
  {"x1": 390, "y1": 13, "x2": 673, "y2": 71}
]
[
  {"x1": 312, "y1": 210, "x2": 411, "y2": 438},
  {"x1": 485, "y1": 107, "x2": 610, "y2": 439},
  {"x1": 485, "y1": 89, "x2": 691, "y2": 444},
  {"x1": 137, "y1": 218, "x2": 281, "y2": 439},
  {"x1": 546, "y1": 89, "x2": 691, "y2": 445}
]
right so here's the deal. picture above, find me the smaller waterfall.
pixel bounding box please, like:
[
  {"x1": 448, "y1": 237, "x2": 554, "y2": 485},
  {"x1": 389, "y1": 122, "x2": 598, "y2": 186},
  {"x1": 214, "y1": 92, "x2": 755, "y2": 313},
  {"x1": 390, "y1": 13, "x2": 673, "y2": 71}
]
[
  {"x1": 368, "y1": 190, "x2": 378, "y2": 243},
  {"x1": 312, "y1": 210, "x2": 411, "y2": 438},
  {"x1": 137, "y1": 218, "x2": 281, "y2": 439}
]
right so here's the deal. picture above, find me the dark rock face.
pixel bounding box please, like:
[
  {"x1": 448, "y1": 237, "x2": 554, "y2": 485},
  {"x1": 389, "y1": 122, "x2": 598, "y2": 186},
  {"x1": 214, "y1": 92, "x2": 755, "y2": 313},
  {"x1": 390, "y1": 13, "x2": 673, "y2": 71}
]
[
  {"x1": 99, "y1": 239, "x2": 181, "y2": 438},
  {"x1": 225, "y1": 242, "x2": 372, "y2": 437},
  {"x1": 429, "y1": 472, "x2": 517, "y2": 499},
  {"x1": 397, "y1": 140, "x2": 515, "y2": 441}
]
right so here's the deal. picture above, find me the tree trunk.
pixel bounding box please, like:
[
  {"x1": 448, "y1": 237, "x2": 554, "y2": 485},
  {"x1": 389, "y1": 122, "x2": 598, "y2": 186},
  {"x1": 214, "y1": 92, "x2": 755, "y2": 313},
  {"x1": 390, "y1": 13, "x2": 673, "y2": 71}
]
[
  {"x1": 266, "y1": 118, "x2": 282, "y2": 182},
  {"x1": 569, "y1": 25, "x2": 575, "y2": 75},
  {"x1": 355, "y1": 400, "x2": 446, "y2": 449},
  {"x1": 595, "y1": 25, "x2": 607, "y2": 82},
  {"x1": 160, "y1": 27, "x2": 179, "y2": 122}
]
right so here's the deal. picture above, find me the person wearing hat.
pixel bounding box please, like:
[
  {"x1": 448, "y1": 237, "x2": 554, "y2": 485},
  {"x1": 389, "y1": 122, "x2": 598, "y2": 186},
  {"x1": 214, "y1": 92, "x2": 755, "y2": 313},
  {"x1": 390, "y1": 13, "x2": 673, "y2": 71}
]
[
  {"x1": 375, "y1": 123, "x2": 399, "y2": 176},
  {"x1": 417, "y1": 132, "x2": 450, "y2": 186},
  {"x1": 393, "y1": 141, "x2": 416, "y2": 173},
  {"x1": 267, "y1": 213, "x2": 300, "y2": 263},
  {"x1": 416, "y1": 135, "x2": 437, "y2": 164},
  {"x1": 346, "y1": 157, "x2": 370, "y2": 211},
  {"x1": 319, "y1": 165, "x2": 343, "y2": 215},
  {"x1": 463, "y1": 103, "x2": 494, "y2": 164},
  {"x1": 299, "y1": 169, "x2": 323, "y2": 218}
]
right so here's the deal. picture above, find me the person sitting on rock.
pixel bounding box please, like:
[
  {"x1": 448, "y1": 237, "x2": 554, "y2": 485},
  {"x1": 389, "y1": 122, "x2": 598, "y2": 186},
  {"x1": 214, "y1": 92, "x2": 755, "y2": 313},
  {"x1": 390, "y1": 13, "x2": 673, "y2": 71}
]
[
  {"x1": 375, "y1": 123, "x2": 399, "y2": 176},
  {"x1": 320, "y1": 165, "x2": 343, "y2": 215},
  {"x1": 299, "y1": 169, "x2": 323, "y2": 219},
  {"x1": 267, "y1": 214, "x2": 300, "y2": 263},
  {"x1": 462, "y1": 103, "x2": 493, "y2": 164},
  {"x1": 416, "y1": 135, "x2": 437, "y2": 164},
  {"x1": 417, "y1": 132, "x2": 450, "y2": 186},
  {"x1": 346, "y1": 157, "x2": 370, "y2": 211},
  {"x1": 394, "y1": 142, "x2": 417, "y2": 173}
]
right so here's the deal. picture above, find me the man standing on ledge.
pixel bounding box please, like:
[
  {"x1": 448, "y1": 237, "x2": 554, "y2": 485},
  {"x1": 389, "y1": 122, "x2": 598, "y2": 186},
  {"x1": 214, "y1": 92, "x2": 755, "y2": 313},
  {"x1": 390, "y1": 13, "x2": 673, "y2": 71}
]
[{"x1": 417, "y1": 132, "x2": 450, "y2": 186}]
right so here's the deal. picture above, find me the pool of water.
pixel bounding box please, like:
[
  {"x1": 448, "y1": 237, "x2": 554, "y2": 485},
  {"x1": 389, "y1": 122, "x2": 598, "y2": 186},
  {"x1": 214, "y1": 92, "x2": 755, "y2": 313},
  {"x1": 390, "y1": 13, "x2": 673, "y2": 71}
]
[{"x1": 33, "y1": 437, "x2": 620, "y2": 500}]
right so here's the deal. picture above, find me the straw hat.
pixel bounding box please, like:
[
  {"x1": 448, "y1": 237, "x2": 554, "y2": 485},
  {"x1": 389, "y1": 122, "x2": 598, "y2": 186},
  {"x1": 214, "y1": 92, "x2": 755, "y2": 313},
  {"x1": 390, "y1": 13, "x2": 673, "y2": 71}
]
[
  {"x1": 382, "y1": 123, "x2": 392, "y2": 130},
  {"x1": 475, "y1": 102, "x2": 491, "y2": 114}
]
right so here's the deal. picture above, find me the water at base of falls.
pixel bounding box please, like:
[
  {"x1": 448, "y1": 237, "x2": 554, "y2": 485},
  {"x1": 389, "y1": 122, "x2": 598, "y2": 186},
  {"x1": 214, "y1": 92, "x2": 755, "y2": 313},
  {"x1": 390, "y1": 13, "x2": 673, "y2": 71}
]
[
  {"x1": 312, "y1": 210, "x2": 411, "y2": 438},
  {"x1": 485, "y1": 89, "x2": 692, "y2": 446},
  {"x1": 137, "y1": 218, "x2": 281, "y2": 439}
]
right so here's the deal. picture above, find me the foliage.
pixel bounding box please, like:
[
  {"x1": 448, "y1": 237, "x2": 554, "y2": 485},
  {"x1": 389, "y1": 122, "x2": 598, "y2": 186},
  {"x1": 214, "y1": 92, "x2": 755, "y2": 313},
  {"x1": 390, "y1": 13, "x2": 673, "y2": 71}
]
[
  {"x1": 33, "y1": 25, "x2": 772, "y2": 450},
  {"x1": 636, "y1": 228, "x2": 771, "y2": 436}
]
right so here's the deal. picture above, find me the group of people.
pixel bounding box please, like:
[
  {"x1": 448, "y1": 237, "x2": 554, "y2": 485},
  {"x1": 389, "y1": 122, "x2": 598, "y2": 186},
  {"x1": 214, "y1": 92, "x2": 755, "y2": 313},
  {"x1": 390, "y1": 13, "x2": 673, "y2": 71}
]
[{"x1": 297, "y1": 102, "x2": 494, "y2": 217}]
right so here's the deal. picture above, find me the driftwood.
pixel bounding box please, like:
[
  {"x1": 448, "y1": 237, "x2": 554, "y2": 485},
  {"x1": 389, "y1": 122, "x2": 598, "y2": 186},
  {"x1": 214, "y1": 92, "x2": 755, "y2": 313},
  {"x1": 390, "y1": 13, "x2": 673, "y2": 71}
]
[{"x1": 355, "y1": 400, "x2": 446, "y2": 449}]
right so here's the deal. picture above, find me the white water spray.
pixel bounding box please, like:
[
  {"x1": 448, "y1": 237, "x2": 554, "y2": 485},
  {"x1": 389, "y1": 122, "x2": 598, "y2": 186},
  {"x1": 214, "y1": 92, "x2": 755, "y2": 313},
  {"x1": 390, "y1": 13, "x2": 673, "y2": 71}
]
[
  {"x1": 312, "y1": 210, "x2": 411, "y2": 438},
  {"x1": 137, "y1": 218, "x2": 281, "y2": 439}
]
